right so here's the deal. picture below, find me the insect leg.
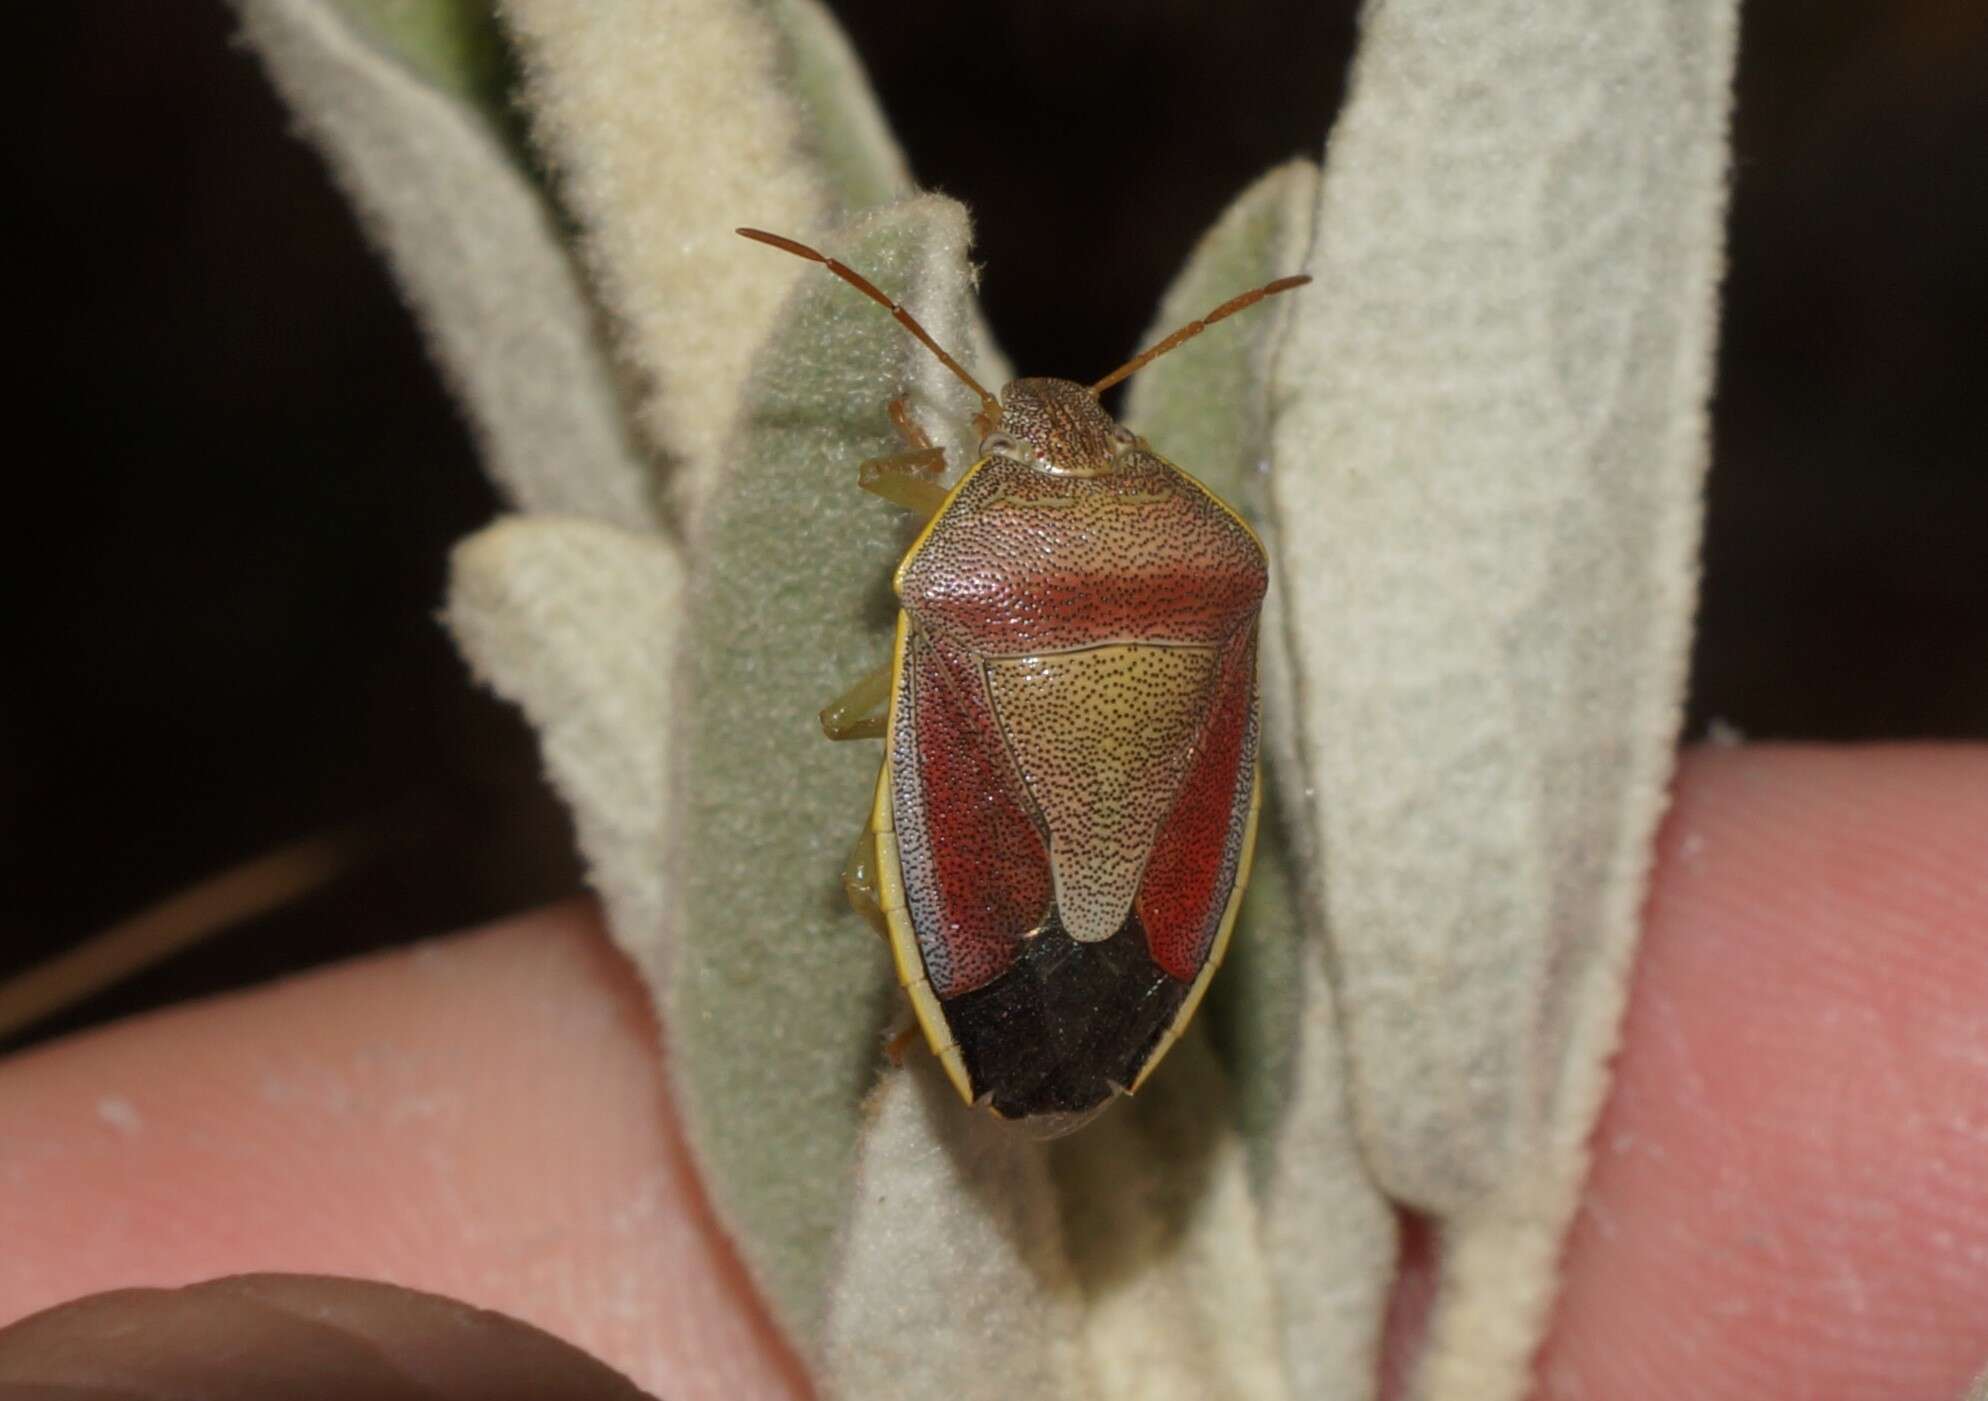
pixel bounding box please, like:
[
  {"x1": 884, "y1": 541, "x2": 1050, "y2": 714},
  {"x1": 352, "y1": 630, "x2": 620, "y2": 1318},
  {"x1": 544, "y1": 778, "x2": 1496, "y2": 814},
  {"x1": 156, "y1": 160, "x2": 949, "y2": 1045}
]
[
  {"x1": 819, "y1": 662, "x2": 892, "y2": 740},
  {"x1": 840, "y1": 826, "x2": 890, "y2": 936},
  {"x1": 883, "y1": 1019, "x2": 921, "y2": 1066},
  {"x1": 853, "y1": 395, "x2": 949, "y2": 516},
  {"x1": 856, "y1": 448, "x2": 949, "y2": 519},
  {"x1": 886, "y1": 396, "x2": 934, "y2": 450}
]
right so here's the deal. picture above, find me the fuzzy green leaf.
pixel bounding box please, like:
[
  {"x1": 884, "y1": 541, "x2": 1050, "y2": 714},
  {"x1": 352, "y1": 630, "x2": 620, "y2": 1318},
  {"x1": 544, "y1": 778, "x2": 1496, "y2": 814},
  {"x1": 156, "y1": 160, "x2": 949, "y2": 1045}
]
[{"x1": 669, "y1": 197, "x2": 995, "y2": 1348}]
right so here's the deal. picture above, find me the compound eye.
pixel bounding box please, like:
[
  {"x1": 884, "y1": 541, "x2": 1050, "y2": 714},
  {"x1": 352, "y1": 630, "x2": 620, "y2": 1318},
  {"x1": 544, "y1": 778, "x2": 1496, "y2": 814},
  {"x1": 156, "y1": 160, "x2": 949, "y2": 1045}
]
[
  {"x1": 979, "y1": 431, "x2": 1032, "y2": 462},
  {"x1": 1109, "y1": 424, "x2": 1144, "y2": 458}
]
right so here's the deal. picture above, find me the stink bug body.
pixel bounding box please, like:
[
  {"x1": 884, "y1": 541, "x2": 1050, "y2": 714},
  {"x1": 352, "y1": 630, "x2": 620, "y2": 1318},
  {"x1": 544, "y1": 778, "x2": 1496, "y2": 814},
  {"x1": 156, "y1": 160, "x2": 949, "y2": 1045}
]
[{"x1": 740, "y1": 227, "x2": 1306, "y2": 1124}]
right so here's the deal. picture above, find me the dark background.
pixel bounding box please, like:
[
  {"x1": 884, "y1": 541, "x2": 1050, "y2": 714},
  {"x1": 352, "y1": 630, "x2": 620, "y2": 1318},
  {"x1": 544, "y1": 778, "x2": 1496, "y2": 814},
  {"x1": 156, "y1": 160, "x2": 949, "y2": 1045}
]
[{"x1": 5, "y1": 4, "x2": 1984, "y2": 1052}]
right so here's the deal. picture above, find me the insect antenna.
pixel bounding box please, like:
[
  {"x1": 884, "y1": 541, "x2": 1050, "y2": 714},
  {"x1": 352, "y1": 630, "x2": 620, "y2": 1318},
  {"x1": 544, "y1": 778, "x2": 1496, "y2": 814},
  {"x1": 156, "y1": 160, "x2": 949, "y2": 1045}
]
[
  {"x1": 737, "y1": 228, "x2": 1003, "y2": 427},
  {"x1": 1088, "y1": 273, "x2": 1312, "y2": 396}
]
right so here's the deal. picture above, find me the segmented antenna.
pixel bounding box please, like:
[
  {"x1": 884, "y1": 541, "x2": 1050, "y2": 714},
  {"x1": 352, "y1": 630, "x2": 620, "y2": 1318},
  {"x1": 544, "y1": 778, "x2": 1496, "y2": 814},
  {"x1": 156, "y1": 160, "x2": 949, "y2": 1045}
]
[
  {"x1": 736, "y1": 228, "x2": 1002, "y2": 426},
  {"x1": 1088, "y1": 274, "x2": 1312, "y2": 395}
]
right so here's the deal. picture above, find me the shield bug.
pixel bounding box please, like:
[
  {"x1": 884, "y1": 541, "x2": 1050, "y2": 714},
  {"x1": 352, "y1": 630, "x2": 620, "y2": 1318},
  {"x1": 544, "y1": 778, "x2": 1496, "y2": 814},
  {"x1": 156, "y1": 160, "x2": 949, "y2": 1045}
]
[{"x1": 739, "y1": 227, "x2": 1306, "y2": 1125}]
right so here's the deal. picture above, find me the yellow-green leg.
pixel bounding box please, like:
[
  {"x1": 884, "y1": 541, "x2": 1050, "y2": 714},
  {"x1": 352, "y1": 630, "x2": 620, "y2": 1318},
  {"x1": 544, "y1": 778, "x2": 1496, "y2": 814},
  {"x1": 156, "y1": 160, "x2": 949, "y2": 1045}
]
[
  {"x1": 821, "y1": 398, "x2": 946, "y2": 739},
  {"x1": 827, "y1": 400, "x2": 943, "y2": 943},
  {"x1": 856, "y1": 397, "x2": 949, "y2": 520},
  {"x1": 841, "y1": 824, "x2": 889, "y2": 938},
  {"x1": 819, "y1": 663, "x2": 891, "y2": 740}
]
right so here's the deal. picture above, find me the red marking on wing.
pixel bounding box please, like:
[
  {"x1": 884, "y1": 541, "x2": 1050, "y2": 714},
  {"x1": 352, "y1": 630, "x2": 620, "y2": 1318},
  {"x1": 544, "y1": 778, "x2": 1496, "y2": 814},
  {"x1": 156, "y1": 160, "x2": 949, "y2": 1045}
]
[
  {"x1": 1136, "y1": 628, "x2": 1258, "y2": 982},
  {"x1": 901, "y1": 631, "x2": 1054, "y2": 998}
]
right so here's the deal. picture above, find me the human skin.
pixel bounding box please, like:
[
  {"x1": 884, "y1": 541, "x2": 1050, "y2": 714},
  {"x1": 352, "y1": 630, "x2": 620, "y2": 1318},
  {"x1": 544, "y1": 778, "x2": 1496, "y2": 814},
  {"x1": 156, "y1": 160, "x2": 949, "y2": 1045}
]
[{"x1": 2, "y1": 745, "x2": 1984, "y2": 1398}]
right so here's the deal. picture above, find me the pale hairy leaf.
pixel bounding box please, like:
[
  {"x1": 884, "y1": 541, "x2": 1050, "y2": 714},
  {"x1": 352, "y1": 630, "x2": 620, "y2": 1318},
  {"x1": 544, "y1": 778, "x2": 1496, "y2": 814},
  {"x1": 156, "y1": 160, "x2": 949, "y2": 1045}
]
[
  {"x1": 497, "y1": 0, "x2": 913, "y2": 530},
  {"x1": 237, "y1": 0, "x2": 657, "y2": 530},
  {"x1": 1126, "y1": 159, "x2": 1399, "y2": 1397},
  {"x1": 1267, "y1": 1, "x2": 1740, "y2": 1396},
  {"x1": 446, "y1": 518, "x2": 682, "y2": 976},
  {"x1": 827, "y1": 1036, "x2": 1296, "y2": 1401},
  {"x1": 1050, "y1": 1032, "x2": 1291, "y2": 1401},
  {"x1": 824, "y1": 1066, "x2": 1091, "y2": 1400}
]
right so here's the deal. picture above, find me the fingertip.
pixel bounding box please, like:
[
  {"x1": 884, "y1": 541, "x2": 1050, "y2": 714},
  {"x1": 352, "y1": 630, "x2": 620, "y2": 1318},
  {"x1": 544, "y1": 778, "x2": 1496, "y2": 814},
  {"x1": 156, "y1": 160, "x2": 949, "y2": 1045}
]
[
  {"x1": 1541, "y1": 744, "x2": 1988, "y2": 1398},
  {"x1": 0, "y1": 901, "x2": 807, "y2": 1401}
]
